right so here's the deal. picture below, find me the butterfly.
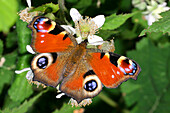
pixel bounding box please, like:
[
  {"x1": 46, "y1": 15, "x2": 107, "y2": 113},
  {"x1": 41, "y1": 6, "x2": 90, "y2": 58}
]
[{"x1": 28, "y1": 16, "x2": 141, "y2": 103}]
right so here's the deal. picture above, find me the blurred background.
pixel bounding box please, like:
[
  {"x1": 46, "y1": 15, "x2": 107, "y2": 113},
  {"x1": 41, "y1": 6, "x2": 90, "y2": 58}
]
[{"x1": 0, "y1": 0, "x2": 170, "y2": 113}]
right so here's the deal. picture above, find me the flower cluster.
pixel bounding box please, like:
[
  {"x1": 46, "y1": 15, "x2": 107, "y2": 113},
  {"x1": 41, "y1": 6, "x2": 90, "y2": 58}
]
[
  {"x1": 18, "y1": 0, "x2": 39, "y2": 23},
  {"x1": 63, "y1": 8, "x2": 105, "y2": 45},
  {"x1": 132, "y1": 0, "x2": 170, "y2": 26}
]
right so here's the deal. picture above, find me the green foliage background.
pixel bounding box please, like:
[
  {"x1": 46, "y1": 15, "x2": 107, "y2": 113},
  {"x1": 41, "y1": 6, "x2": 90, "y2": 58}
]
[{"x1": 0, "y1": 0, "x2": 170, "y2": 113}]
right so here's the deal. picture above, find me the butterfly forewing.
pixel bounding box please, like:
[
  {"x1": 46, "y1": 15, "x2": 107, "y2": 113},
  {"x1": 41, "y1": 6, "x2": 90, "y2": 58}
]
[
  {"x1": 28, "y1": 16, "x2": 77, "y2": 53},
  {"x1": 87, "y1": 52, "x2": 141, "y2": 88}
]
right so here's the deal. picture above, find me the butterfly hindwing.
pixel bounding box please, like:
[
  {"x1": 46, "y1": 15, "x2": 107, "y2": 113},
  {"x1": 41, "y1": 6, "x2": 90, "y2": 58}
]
[
  {"x1": 87, "y1": 52, "x2": 141, "y2": 88},
  {"x1": 59, "y1": 59, "x2": 102, "y2": 103},
  {"x1": 28, "y1": 16, "x2": 77, "y2": 53},
  {"x1": 31, "y1": 52, "x2": 71, "y2": 87}
]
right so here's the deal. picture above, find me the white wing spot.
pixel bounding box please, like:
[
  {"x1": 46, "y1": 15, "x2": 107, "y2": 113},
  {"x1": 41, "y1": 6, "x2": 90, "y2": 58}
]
[
  {"x1": 112, "y1": 75, "x2": 114, "y2": 78},
  {"x1": 117, "y1": 71, "x2": 120, "y2": 75},
  {"x1": 41, "y1": 34, "x2": 45, "y2": 37},
  {"x1": 41, "y1": 40, "x2": 44, "y2": 43}
]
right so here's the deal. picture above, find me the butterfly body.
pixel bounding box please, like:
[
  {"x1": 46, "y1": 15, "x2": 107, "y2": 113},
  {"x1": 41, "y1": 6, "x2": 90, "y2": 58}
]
[
  {"x1": 61, "y1": 41, "x2": 87, "y2": 77},
  {"x1": 28, "y1": 16, "x2": 141, "y2": 103}
]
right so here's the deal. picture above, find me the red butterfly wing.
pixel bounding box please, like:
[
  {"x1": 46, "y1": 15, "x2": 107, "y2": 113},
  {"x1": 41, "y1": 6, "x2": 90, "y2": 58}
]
[
  {"x1": 28, "y1": 16, "x2": 77, "y2": 53},
  {"x1": 87, "y1": 52, "x2": 141, "y2": 88}
]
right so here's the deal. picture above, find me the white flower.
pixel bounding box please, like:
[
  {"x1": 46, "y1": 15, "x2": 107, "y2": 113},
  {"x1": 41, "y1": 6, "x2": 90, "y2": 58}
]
[
  {"x1": 0, "y1": 57, "x2": 6, "y2": 67},
  {"x1": 26, "y1": 0, "x2": 31, "y2": 8},
  {"x1": 15, "y1": 67, "x2": 34, "y2": 82},
  {"x1": 19, "y1": 0, "x2": 39, "y2": 23},
  {"x1": 60, "y1": 25, "x2": 76, "y2": 35},
  {"x1": 69, "y1": 8, "x2": 105, "y2": 45},
  {"x1": 143, "y1": 1, "x2": 170, "y2": 26}
]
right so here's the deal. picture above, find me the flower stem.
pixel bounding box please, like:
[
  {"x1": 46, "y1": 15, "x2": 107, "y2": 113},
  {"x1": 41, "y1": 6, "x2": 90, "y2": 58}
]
[
  {"x1": 132, "y1": 23, "x2": 138, "y2": 33},
  {"x1": 98, "y1": 92, "x2": 118, "y2": 108},
  {"x1": 98, "y1": 92, "x2": 130, "y2": 113},
  {"x1": 58, "y1": 0, "x2": 70, "y2": 25}
]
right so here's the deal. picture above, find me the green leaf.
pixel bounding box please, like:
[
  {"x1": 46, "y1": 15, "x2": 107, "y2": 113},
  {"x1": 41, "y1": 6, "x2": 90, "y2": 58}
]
[
  {"x1": 121, "y1": 38, "x2": 170, "y2": 113},
  {"x1": 136, "y1": 37, "x2": 149, "y2": 50},
  {"x1": 16, "y1": 18, "x2": 32, "y2": 54},
  {"x1": 3, "y1": 96, "x2": 21, "y2": 110},
  {"x1": 121, "y1": 29, "x2": 137, "y2": 40},
  {"x1": 0, "y1": 39, "x2": 3, "y2": 56},
  {"x1": 66, "y1": 0, "x2": 78, "y2": 3},
  {"x1": 8, "y1": 55, "x2": 33, "y2": 103},
  {"x1": 3, "y1": 51, "x2": 17, "y2": 68},
  {"x1": 0, "y1": 51, "x2": 17, "y2": 94},
  {"x1": 0, "y1": 0, "x2": 18, "y2": 33},
  {"x1": 52, "y1": 103, "x2": 80, "y2": 113},
  {"x1": 102, "y1": 13, "x2": 136, "y2": 30},
  {"x1": 73, "y1": 0, "x2": 92, "y2": 9},
  {"x1": 0, "y1": 68, "x2": 13, "y2": 94},
  {"x1": 30, "y1": 3, "x2": 59, "y2": 13},
  {"x1": 98, "y1": 30, "x2": 118, "y2": 40},
  {"x1": 6, "y1": 31, "x2": 17, "y2": 49},
  {"x1": 3, "y1": 90, "x2": 47, "y2": 113},
  {"x1": 140, "y1": 11, "x2": 170, "y2": 36}
]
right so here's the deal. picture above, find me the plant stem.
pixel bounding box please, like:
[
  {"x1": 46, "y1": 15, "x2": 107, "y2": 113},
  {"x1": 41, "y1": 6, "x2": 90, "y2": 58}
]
[
  {"x1": 132, "y1": 23, "x2": 138, "y2": 33},
  {"x1": 98, "y1": 92, "x2": 118, "y2": 108}
]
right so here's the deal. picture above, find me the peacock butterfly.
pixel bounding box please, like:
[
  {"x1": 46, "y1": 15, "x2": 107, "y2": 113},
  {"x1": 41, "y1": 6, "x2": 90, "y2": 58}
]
[{"x1": 28, "y1": 16, "x2": 141, "y2": 103}]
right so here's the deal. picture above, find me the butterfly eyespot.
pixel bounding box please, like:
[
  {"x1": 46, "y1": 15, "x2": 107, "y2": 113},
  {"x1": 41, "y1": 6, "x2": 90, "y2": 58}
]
[
  {"x1": 33, "y1": 17, "x2": 56, "y2": 33},
  {"x1": 37, "y1": 56, "x2": 48, "y2": 69},
  {"x1": 84, "y1": 80, "x2": 98, "y2": 92},
  {"x1": 31, "y1": 53, "x2": 57, "y2": 70},
  {"x1": 117, "y1": 56, "x2": 138, "y2": 75},
  {"x1": 83, "y1": 75, "x2": 102, "y2": 96}
]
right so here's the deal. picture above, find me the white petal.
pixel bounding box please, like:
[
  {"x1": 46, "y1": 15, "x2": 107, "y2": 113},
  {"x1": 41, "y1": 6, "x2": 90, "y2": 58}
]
[
  {"x1": 88, "y1": 35, "x2": 104, "y2": 45},
  {"x1": 147, "y1": 6, "x2": 153, "y2": 11},
  {"x1": 26, "y1": 45, "x2": 36, "y2": 54},
  {"x1": 15, "y1": 67, "x2": 31, "y2": 74},
  {"x1": 160, "y1": 2, "x2": 167, "y2": 7},
  {"x1": 92, "y1": 15, "x2": 105, "y2": 28},
  {"x1": 147, "y1": 14, "x2": 156, "y2": 26},
  {"x1": 26, "y1": 0, "x2": 31, "y2": 8},
  {"x1": 56, "y1": 85, "x2": 61, "y2": 93},
  {"x1": 26, "y1": 70, "x2": 34, "y2": 81},
  {"x1": 163, "y1": 7, "x2": 170, "y2": 11},
  {"x1": 76, "y1": 36, "x2": 83, "y2": 44},
  {"x1": 70, "y1": 8, "x2": 82, "y2": 22},
  {"x1": 61, "y1": 25, "x2": 76, "y2": 35},
  {"x1": 151, "y1": 0, "x2": 157, "y2": 7},
  {"x1": 144, "y1": 15, "x2": 149, "y2": 20},
  {"x1": 56, "y1": 93, "x2": 65, "y2": 98},
  {"x1": 0, "y1": 57, "x2": 5, "y2": 67}
]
